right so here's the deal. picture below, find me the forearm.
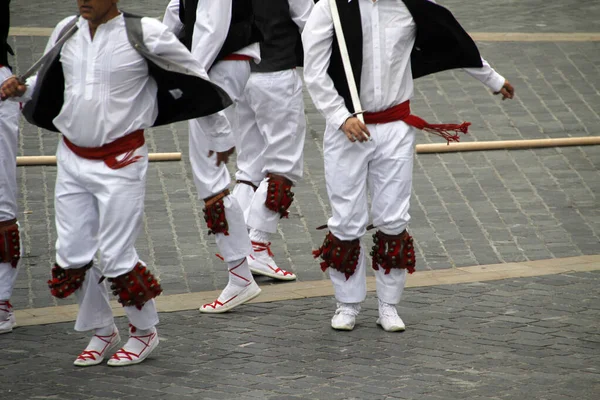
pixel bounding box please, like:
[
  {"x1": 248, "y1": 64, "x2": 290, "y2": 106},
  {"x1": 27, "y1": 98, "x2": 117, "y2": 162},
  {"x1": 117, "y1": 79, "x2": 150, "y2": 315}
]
[
  {"x1": 463, "y1": 58, "x2": 505, "y2": 92},
  {"x1": 191, "y1": 0, "x2": 231, "y2": 71},
  {"x1": 302, "y1": 3, "x2": 351, "y2": 130},
  {"x1": 289, "y1": 0, "x2": 315, "y2": 32},
  {"x1": 162, "y1": 0, "x2": 184, "y2": 36}
]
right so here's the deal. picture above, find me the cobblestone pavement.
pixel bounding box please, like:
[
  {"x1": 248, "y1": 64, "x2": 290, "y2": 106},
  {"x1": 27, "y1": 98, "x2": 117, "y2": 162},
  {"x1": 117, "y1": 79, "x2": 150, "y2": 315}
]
[
  {"x1": 1, "y1": 271, "x2": 599, "y2": 400},
  {"x1": 5, "y1": 0, "x2": 600, "y2": 310}
]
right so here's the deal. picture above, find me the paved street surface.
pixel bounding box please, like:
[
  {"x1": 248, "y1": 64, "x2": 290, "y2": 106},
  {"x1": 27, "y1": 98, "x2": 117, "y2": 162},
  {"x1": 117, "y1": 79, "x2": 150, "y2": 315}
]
[
  {"x1": 2, "y1": 0, "x2": 600, "y2": 399},
  {"x1": 2, "y1": 272, "x2": 599, "y2": 400}
]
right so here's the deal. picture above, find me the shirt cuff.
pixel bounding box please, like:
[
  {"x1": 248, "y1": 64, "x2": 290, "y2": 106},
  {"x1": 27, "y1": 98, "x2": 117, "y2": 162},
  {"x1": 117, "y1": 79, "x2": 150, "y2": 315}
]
[
  {"x1": 485, "y1": 70, "x2": 506, "y2": 93},
  {"x1": 207, "y1": 131, "x2": 235, "y2": 153},
  {"x1": 329, "y1": 107, "x2": 353, "y2": 131}
]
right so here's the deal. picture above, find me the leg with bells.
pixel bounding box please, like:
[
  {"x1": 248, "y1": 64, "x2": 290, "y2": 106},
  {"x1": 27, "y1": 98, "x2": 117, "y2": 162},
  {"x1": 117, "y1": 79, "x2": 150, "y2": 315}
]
[
  {"x1": 0, "y1": 72, "x2": 20, "y2": 334},
  {"x1": 368, "y1": 121, "x2": 417, "y2": 332},
  {"x1": 190, "y1": 60, "x2": 261, "y2": 313},
  {"x1": 52, "y1": 143, "x2": 119, "y2": 366},
  {"x1": 232, "y1": 76, "x2": 266, "y2": 218},
  {"x1": 313, "y1": 125, "x2": 375, "y2": 330},
  {"x1": 74, "y1": 146, "x2": 161, "y2": 367},
  {"x1": 244, "y1": 70, "x2": 306, "y2": 281}
]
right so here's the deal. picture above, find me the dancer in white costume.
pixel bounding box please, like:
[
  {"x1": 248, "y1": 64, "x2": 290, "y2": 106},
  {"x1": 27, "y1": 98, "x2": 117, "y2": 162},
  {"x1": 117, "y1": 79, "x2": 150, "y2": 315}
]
[
  {"x1": 0, "y1": 0, "x2": 21, "y2": 335},
  {"x1": 2, "y1": 0, "x2": 231, "y2": 364},
  {"x1": 232, "y1": 0, "x2": 314, "y2": 281},
  {"x1": 163, "y1": 0, "x2": 265, "y2": 312},
  {"x1": 303, "y1": 0, "x2": 514, "y2": 331}
]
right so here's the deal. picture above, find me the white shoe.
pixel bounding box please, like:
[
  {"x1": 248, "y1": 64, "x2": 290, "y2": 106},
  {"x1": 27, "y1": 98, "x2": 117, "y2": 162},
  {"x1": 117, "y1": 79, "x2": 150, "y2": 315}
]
[
  {"x1": 376, "y1": 299, "x2": 406, "y2": 332},
  {"x1": 199, "y1": 281, "x2": 262, "y2": 313},
  {"x1": 107, "y1": 326, "x2": 159, "y2": 367},
  {"x1": 248, "y1": 241, "x2": 296, "y2": 281},
  {"x1": 331, "y1": 302, "x2": 361, "y2": 331},
  {"x1": 73, "y1": 330, "x2": 121, "y2": 367},
  {"x1": 0, "y1": 301, "x2": 16, "y2": 334}
]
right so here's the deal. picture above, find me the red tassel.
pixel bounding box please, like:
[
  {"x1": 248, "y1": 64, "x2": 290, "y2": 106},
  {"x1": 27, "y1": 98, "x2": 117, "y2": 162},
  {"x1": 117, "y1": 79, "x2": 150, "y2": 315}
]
[{"x1": 403, "y1": 115, "x2": 470, "y2": 144}]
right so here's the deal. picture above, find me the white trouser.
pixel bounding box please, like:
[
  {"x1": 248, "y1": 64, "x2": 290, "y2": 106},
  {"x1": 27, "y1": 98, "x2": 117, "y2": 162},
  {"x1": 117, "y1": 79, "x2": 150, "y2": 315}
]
[
  {"x1": 189, "y1": 60, "x2": 252, "y2": 262},
  {"x1": 323, "y1": 120, "x2": 415, "y2": 304},
  {"x1": 233, "y1": 69, "x2": 306, "y2": 233},
  {"x1": 55, "y1": 140, "x2": 158, "y2": 332},
  {"x1": 0, "y1": 66, "x2": 20, "y2": 300}
]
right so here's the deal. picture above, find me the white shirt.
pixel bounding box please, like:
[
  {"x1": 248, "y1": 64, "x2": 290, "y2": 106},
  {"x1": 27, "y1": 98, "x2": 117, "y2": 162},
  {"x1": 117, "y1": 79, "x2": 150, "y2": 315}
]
[
  {"x1": 163, "y1": 0, "x2": 260, "y2": 73},
  {"x1": 24, "y1": 13, "x2": 212, "y2": 148},
  {"x1": 289, "y1": 0, "x2": 315, "y2": 32},
  {"x1": 302, "y1": 0, "x2": 506, "y2": 130}
]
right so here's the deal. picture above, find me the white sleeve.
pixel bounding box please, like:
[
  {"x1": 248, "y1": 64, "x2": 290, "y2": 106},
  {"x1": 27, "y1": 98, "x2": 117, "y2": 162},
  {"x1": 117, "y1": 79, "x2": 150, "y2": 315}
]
[
  {"x1": 428, "y1": 0, "x2": 505, "y2": 92},
  {"x1": 190, "y1": 0, "x2": 231, "y2": 72},
  {"x1": 288, "y1": 0, "x2": 314, "y2": 32},
  {"x1": 142, "y1": 18, "x2": 209, "y2": 79},
  {"x1": 162, "y1": 0, "x2": 184, "y2": 36},
  {"x1": 302, "y1": 1, "x2": 351, "y2": 130},
  {"x1": 142, "y1": 17, "x2": 234, "y2": 151},
  {"x1": 462, "y1": 58, "x2": 506, "y2": 92}
]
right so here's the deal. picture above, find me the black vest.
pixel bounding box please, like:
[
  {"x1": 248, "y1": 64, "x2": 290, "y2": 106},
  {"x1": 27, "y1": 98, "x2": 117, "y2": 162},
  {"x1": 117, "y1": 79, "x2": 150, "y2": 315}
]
[
  {"x1": 251, "y1": 0, "x2": 303, "y2": 73},
  {"x1": 179, "y1": 0, "x2": 262, "y2": 65},
  {"x1": 0, "y1": 0, "x2": 14, "y2": 68},
  {"x1": 22, "y1": 13, "x2": 233, "y2": 133},
  {"x1": 328, "y1": 0, "x2": 484, "y2": 113}
]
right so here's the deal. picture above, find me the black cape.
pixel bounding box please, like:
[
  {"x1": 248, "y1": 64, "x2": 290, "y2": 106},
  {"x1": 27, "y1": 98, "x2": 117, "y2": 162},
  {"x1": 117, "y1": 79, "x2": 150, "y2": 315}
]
[{"x1": 22, "y1": 12, "x2": 232, "y2": 133}]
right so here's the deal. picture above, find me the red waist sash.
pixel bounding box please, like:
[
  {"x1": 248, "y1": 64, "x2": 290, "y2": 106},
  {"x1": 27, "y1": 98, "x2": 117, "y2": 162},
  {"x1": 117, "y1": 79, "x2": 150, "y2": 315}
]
[
  {"x1": 222, "y1": 54, "x2": 253, "y2": 61},
  {"x1": 63, "y1": 129, "x2": 145, "y2": 170},
  {"x1": 363, "y1": 100, "x2": 470, "y2": 143}
]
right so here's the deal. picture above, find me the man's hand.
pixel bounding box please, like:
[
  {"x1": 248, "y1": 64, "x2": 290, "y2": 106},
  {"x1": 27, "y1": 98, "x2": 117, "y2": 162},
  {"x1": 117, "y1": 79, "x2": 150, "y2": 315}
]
[
  {"x1": 0, "y1": 76, "x2": 27, "y2": 101},
  {"x1": 494, "y1": 80, "x2": 515, "y2": 100},
  {"x1": 208, "y1": 147, "x2": 235, "y2": 166},
  {"x1": 341, "y1": 116, "x2": 370, "y2": 143}
]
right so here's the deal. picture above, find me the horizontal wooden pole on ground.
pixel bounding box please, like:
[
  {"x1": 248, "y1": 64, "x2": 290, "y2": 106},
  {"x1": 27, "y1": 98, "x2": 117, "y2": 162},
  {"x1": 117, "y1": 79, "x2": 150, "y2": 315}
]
[
  {"x1": 416, "y1": 136, "x2": 600, "y2": 154},
  {"x1": 16, "y1": 152, "x2": 181, "y2": 166}
]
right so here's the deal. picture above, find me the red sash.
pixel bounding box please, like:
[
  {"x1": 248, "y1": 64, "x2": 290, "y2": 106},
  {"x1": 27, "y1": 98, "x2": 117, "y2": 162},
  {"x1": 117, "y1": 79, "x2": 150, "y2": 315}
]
[
  {"x1": 222, "y1": 54, "x2": 253, "y2": 62},
  {"x1": 63, "y1": 130, "x2": 145, "y2": 170},
  {"x1": 363, "y1": 100, "x2": 470, "y2": 143}
]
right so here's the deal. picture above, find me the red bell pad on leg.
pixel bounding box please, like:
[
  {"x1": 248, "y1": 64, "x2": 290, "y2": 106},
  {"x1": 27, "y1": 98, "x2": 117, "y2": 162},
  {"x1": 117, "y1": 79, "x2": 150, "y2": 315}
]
[
  {"x1": 312, "y1": 231, "x2": 361, "y2": 280},
  {"x1": 47, "y1": 261, "x2": 93, "y2": 299},
  {"x1": 108, "y1": 263, "x2": 162, "y2": 310},
  {"x1": 265, "y1": 174, "x2": 294, "y2": 218},
  {"x1": 371, "y1": 230, "x2": 415, "y2": 274},
  {"x1": 203, "y1": 189, "x2": 230, "y2": 235},
  {"x1": 0, "y1": 219, "x2": 20, "y2": 268}
]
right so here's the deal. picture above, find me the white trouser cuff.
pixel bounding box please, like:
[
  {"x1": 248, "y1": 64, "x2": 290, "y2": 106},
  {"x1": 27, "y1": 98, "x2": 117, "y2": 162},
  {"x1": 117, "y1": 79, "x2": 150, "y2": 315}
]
[
  {"x1": 124, "y1": 299, "x2": 159, "y2": 331},
  {"x1": 246, "y1": 179, "x2": 281, "y2": 234},
  {"x1": 74, "y1": 266, "x2": 114, "y2": 332},
  {"x1": 329, "y1": 246, "x2": 367, "y2": 304},
  {"x1": 0, "y1": 263, "x2": 18, "y2": 300},
  {"x1": 231, "y1": 183, "x2": 256, "y2": 222},
  {"x1": 214, "y1": 196, "x2": 252, "y2": 262},
  {"x1": 375, "y1": 267, "x2": 407, "y2": 305}
]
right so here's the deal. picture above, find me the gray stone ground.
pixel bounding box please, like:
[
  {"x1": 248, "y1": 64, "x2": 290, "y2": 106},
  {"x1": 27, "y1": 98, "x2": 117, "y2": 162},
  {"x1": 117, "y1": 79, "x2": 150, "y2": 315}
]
[
  {"x1": 6, "y1": 0, "x2": 600, "y2": 309},
  {"x1": 1, "y1": 1, "x2": 600, "y2": 398},
  {"x1": 1, "y1": 272, "x2": 599, "y2": 400}
]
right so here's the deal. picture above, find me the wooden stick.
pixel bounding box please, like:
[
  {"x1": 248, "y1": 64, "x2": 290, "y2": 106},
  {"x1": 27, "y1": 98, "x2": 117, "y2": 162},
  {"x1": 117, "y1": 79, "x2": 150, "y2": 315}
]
[
  {"x1": 16, "y1": 152, "x2": 182, "y2": 166},
  {"x1": 416, "y1": 136, "x2": 600, "y2": 154}
]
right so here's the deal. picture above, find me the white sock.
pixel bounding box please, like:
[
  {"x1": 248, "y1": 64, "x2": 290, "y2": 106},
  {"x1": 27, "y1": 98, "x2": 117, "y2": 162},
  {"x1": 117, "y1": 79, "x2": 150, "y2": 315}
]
[
  {"x1": 227, "y1": 258, "x2": 253, "y2": 286},
  {"x1": 213, "y1": 259, "x2": 254, "y2": 302},
  {"x1": 249, "y1": 228, "x2": 270, "y2": 244},
  {"x1": 130, "y1": 325, "x2": 156, "y2": 336},
  {"x1": 95, "y1": 323, "x2": 116, "y2": 336}
]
